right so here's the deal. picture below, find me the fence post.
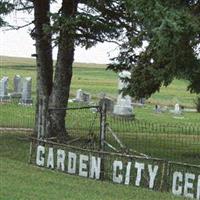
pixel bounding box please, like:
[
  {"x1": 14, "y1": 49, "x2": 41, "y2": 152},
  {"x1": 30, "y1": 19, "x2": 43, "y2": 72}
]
[
  {"x1": 99, "y1": 99, "x2": 107, "y2": 180},
  {"x1": 100, "y1": 99, "x2": 107, "y2": 151},
  {"x1": 37, "y1": 97, "x2": 47, "y2": 139},
  {"x1": 37, "y1": 98, "x2": 42, "y2": 139}
]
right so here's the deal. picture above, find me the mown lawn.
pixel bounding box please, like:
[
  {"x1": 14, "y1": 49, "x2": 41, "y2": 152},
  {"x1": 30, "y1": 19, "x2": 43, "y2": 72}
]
[{"x1": 0, "y1": 132, "x2": 184, "y2": 200}]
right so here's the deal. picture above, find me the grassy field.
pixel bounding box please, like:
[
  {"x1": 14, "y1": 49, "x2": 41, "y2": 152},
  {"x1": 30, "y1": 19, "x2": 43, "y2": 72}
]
[
  {"x1": 0, "y1": 55, "x2": 199, "y2": 164},
  {"x1": 0, "y1": 131, "x2": 184, "y2": 200},
  {"x1": 0, "y1": 55, "x2": 198, "y2": 107},
  {"x1": 0, "y1": 55, "x2": 199, "y2": 127}
]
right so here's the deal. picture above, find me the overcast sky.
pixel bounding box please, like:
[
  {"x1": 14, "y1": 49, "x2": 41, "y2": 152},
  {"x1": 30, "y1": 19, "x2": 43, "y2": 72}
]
[
  {"x1": 0, "y1": 7, "x2": 119, "y2": 64},
  {"x1": 0, "y1": 29, "x2": 118, "y2": 64}
]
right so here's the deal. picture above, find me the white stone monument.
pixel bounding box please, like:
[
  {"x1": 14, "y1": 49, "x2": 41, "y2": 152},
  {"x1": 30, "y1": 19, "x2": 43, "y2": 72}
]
[
  {"x1": 19, "y1": 77, "x2": 33, "y2": 105},
  {"x1": 11, "y1": 75, "x2": 22, "y2": 98},
  {"x1": 113, "y1": 71, "x2": 134, "y2": 118},
  {"x1": 75, "y1": 89, "x2": 83, "y2": 102},
  {"x1": 0, "y1": 77, "x2": 10, "y2": 101},
  {"x1": 174, "y1": 103, "x2": 182, "y2": 115},
  {"x1": 74, "y1": 89, "x2": 91, "y2": 103},
  {"x1": 154, "y1": 104, "x2": 161, "y2": 113}
]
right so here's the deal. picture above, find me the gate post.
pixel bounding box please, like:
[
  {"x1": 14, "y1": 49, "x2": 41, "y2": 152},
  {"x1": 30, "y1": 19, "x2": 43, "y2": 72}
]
[
  {"x1": 100, "y1": 99, "x2": 107, "y2": 151},
  {"x1": 37, "y1": 97, "x2": 47, "y2": 139},
  {"x1": 37, "y1": 98, "x2": 42, "y2": 139},
  {"x1": 99, "y1": 99, "x2": 107, "y2": 180}
]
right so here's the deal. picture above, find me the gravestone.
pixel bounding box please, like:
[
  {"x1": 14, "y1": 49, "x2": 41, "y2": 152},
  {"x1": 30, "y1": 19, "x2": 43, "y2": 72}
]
[
  {"x1": 170, "y1": 103, "x2": 182, "y2": 115},
  {"x1": 19, "y1": 77, "x2": 33, "y2": 105},
  {"x1": 75, "y1": 89, "x2": 83, "y2": 102},
  {"x1": 113, "y1": 71, "x2": 134, "y2": 118},
  {"x1": 10, "y1": 75, "x2": 22, "y2": 98},
  {"x1": 99, "y1": 97, "x2": 114, "y2": 113},
  {"x1": 0, "y1": 77, "x2": 10, "y2": 101},
  {"x1": 82, "y1": 92, "x2": 91, "y2": 103},
  {"x1": 174, "y1": 103, "x2": 182, "y2": 114},
  {"x1": 154, "y1": 104, "x2": 161, "y2": 113},
  {"x1": 74, "y1": 89, "x2": 91, "y2": 103}
]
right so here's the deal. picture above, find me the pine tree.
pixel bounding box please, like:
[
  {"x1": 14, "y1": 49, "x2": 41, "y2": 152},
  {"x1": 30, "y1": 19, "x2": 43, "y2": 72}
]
[{"x1": 109, "y1": 0, "x2": 200, "y2": 99}]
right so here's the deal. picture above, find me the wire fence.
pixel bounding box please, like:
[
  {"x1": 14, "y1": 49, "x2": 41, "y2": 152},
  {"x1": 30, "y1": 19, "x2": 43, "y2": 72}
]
[
  {"x1": 0, "y1": 100, "x2": 35, "y2": 128},
  {"x1": 106, "y1": 116, "x2": 200, "y2": 165},
  {"x1": 0, "y1": 101, "x2": 200, "y2": 164},
  {"x1": 48, "y1": 104, "x2": 200, "y2": 165}
]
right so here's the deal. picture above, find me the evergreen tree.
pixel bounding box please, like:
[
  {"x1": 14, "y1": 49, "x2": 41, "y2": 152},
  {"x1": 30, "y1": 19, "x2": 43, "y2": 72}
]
[{"x1": 109, "y1": 0, "x2": 200, "y2": 99}]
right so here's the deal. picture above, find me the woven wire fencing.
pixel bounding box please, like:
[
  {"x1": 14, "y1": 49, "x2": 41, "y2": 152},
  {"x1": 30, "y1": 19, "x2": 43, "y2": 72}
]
[
  {"x1": 106, "y1": 116, "x2": 200, "y2": 165},
  {"x1": 50, "y1": 105, "x2": 101, "y2": 149},
  {"x1": 0, "y1": 101, "x2": 199, "y2": 165},
  {"x1": 55, "y1": 106, "x2": 200, "y2": 165},
  {"x1": 0, "y1": 100, "x2": 35, "y2": 129}
]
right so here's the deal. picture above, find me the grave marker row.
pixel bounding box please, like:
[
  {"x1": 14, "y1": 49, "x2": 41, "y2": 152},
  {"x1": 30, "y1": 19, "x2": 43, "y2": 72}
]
[{"x1": 0, "y1": 76, "x2": 33, "y2": 105}]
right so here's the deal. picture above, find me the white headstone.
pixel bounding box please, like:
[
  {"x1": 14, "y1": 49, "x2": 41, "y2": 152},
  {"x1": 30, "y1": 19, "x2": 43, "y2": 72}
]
[
  {"x1": 75, "y1": 89, "x2": 83, "y2": 102},
  {"x1": 13, "y1": 75, "x2": 22, "y2": 93},
  {"x1": 19, "y1": 77, "x2": 33, "y2": 105},
  {"x1": 0, "y1": 77, "x2": 10, "y2": 101},
  {"x1": 75, "y1": 89, "x2": 91, "y2": 103},
  {"x1": 11, "y1": 75, "x2": 22, "y2": 98},
  {"x1": 113, "y1": 71, "x2": 134, "y2": 118},
  {"x1": 155, "y1": 104, "x2": 161, "y2": 113},
  {"x1": 174, "y1": 103, "x2": 182, "y2": 115},
  {"x1": 118, "y1": 71, "x2": 131, "y2": 90}
]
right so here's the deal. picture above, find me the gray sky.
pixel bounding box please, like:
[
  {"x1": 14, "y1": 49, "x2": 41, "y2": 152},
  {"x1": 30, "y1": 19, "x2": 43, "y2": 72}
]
[{"x1": 0, "y1": 8, "x2": 119, "y2": 64}]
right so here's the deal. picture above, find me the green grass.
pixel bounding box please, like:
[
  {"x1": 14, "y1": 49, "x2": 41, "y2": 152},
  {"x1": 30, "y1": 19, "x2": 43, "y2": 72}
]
[
  {"x1": 0, "y1": 101, "x2": 35, "y2": 128},
  {"x1": 134, "y1": 105, "x2": 200, "y2": 125},
  {"x1": 0, "y1": 55, "x2": 199, "y2": 164},
  {"x1": 0, "y1": 132, "x2": 184, "y2": 200},
  {"x1": 0, "y1": 55, "x2": 107, "y2": 68},
  {"x1": 0, "y1": 55, "x2": 198, "y2": 106},
  {"x1": 1, "y1": 57, "x2": 199, "y2": 128},
  {"x1": 149, "y1": 79, "x2": 197, "y2": 107}
]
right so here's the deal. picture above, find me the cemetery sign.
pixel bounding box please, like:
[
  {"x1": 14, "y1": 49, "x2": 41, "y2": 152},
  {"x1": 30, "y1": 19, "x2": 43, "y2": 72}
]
[{"x1": 30, "y1": 141, "x2": 200, "y2": 200}]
